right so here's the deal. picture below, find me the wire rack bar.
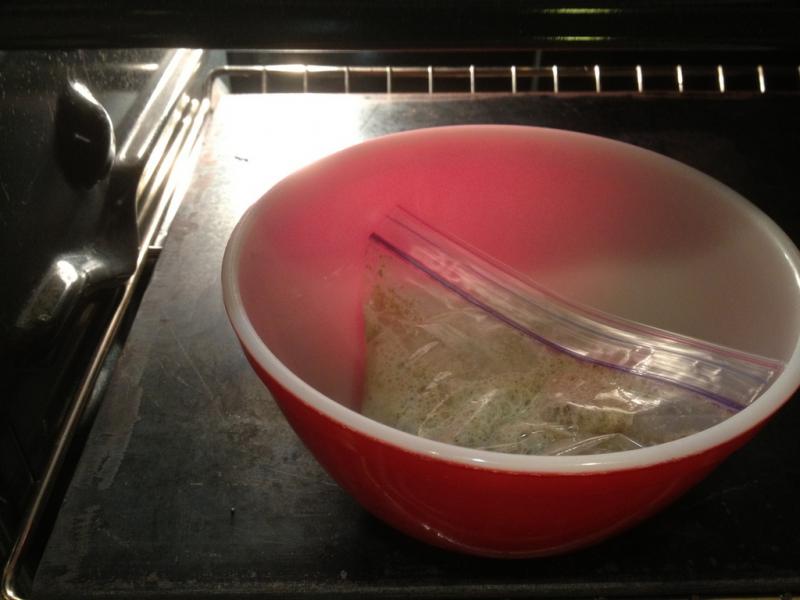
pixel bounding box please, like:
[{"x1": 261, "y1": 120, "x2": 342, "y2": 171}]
[{"x1": 204, "y1": 63, "x2": 799, "y2": 98}]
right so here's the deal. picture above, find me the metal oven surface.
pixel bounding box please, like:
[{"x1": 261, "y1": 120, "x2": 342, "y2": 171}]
[{"x1": 31, "y1": 92, "x2": 800, "y2": 598}]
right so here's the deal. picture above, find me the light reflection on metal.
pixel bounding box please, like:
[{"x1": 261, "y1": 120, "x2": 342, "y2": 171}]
[
  {"x1": 267, "y1": 63, "x2": 309, "y2": 73},
  {"x1": 118, "y1": 49, "x2": 203, "y2": 164},
  {"x1": 55, "y1": 259, "x2": 80, "y2": 288},
  {"x1": 204, "y1": 62, "x2": 787, "y2": 98},
  {"x1": 118, "y1": 50, "x2": 185, "y2": 159},
  {"x1": 70, "y1": 81, "x2": 97, "y2": 105},
  {"x1": 261, "y1": 69, "x2": 267, "y2": 93},
  {"x1": 552, "y1": 36, "x2": 610, "y2": 42},
  {"x1": 757, "y1": 65, "x2": 766, "y2": 94},
  {"x1": 101, "y1": 62, "x2": 161, "y2": 72},
  {"x1": 135, "y1": 95, "x2": 189, "y2": 219},
  {"x1": 544, "y1": 7, "x2": 618, "y2": 14},
  {"x1": 15, "y1": 258, "x2": 85, "y2": 332},
  {"x1": 135, "y1": 95, "x2": 191, "y2": 227},
  {"x1": 153, "y1": 99, "x2": 209, "y2": 248}
]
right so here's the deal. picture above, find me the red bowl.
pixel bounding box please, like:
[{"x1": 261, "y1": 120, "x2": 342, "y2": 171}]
[{"x1": 222, "y1": 125, "x2": 800, "y2": 557}]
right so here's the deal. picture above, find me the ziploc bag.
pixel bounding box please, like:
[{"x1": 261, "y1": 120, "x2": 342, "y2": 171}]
[{"x1": 361, "y1": 208, "x2": 784, "y2": 455}]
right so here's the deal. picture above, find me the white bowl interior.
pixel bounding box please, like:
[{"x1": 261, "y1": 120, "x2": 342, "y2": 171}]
[{"x1": 226, "y1": 125, "x2": 800, "y2": 471}]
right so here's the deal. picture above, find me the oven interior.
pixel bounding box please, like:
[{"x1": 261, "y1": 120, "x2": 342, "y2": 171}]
[{"x1": 2, "y1": 5, "x2": 800, "y2": 597}]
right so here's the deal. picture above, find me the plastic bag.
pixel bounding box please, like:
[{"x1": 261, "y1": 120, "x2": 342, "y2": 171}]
[{"x1": 361, "y1": 208, "x2": 784, "y2": 455}]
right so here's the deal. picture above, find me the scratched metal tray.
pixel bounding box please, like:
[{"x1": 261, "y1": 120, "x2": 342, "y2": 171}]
[{"x1": 33, "y1": 93, "x2": 800, "y2": 599}]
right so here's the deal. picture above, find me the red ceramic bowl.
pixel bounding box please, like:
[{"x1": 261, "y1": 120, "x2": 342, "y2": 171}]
[{"x1": 222, "y1": 125, "x2": 800, "y2": 557}]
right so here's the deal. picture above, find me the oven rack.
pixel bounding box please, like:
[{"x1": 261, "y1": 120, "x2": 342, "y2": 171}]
[{"x1": 206, "y1": 62, "x2": 800, "y2": 96}]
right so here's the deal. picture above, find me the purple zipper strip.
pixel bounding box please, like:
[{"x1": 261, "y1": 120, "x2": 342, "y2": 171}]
[
  {"x1": 387, "y1": 213, "x2": 777, "y2": 385},
  {"x1": 394, "y1": 209, "x2": 783, "y2": 370},
  {"x1": 371, "y1": 232, "x2": 745, "y2": 413}
]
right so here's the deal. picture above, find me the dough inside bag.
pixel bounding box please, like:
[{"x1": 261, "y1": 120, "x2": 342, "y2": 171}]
[{"x1": 361, "y1": 245, "x2": 734, "y2": 456}]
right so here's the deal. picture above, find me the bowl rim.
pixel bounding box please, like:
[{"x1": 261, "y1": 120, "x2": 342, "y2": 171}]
[{"x1": 221, "y1": 124, "x2": 800, "y2": 474}]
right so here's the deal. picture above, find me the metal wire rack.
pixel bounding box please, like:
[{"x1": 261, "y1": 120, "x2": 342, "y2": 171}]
[{"x1": 205, "y1": 63, "x2": 800, "y2": 96}]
